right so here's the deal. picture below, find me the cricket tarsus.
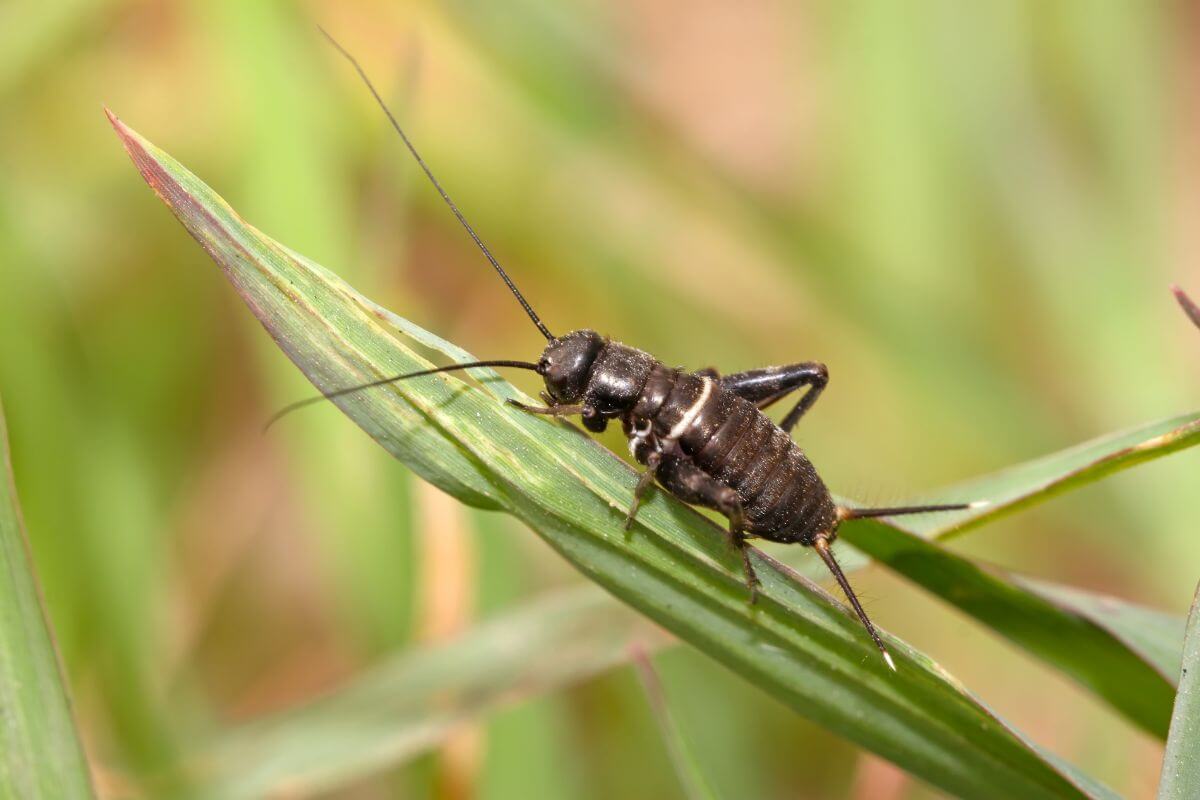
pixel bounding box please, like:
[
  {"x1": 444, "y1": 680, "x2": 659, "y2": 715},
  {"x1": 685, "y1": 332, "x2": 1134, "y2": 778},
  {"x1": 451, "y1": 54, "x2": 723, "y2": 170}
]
[
  {"x1": 263, "y1": 359, "x2": 539, "y2": 431},
  {"x1": 317, "y1": 26, "x2": 554, "y2": 342}
]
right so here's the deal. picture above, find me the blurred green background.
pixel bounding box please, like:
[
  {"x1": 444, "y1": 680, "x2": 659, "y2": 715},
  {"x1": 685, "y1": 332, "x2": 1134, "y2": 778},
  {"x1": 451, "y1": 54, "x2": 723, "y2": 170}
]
[{"x1": 3, "y1": 1, "x2": 1199, "y2": 797}]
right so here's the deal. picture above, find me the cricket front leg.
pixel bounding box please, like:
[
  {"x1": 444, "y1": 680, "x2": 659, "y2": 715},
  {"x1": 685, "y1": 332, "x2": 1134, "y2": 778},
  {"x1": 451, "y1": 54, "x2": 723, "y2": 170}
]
[
  {"x1": 624, "y1": 450, "x2": 663, "y2": 531},
  {"x1": 506, "y1": 389, "x2": 586, "y2": 416}
]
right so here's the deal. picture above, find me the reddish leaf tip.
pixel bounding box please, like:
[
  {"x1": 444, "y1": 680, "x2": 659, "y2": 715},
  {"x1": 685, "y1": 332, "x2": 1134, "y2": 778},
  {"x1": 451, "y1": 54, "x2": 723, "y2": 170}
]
[
  {"x1": 105, "y1": 114, "x2": 184, "y2": 219},
  {"x1": 104, "y1": 107, "x2": 138, "y2": 152},
  {"x1": 1174, "y1": 285, "x2": 1200, "y2": 331},
  {"x1": 103, "y1": 107, "x2": 141, "y2": 153}
]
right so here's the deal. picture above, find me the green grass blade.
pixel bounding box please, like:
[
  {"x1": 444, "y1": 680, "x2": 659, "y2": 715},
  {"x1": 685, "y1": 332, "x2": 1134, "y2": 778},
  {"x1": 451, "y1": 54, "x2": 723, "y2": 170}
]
[
  {"x1": 182, "y1": 571, "x2": 1173, "y2": 798},
  {"x1": 1012, "y1": 575, "x2": 1185, "y2": 688},
  {"x1": 177, "y1": 587, "x2": 658, "y2": 799},
  {"x1": 632, "y1": 647, "x2": 723, "y2": 800},
  {"x1": 1157, "y1": 582, "x2": 1200, "y2": 799},
  {"x1": 109, "y1": 112, "x2": 1117, "y2": 800},
  {"x1": 899, "y1": 412, "x2": 1200, "y2": 541},
  {"x1": 825, "y1": 405, "x2": 1200, "y2": 741},
  {"x1": 841, "y1": 518, "x2": 1182, "y2": 738},
  {"x1": 0, "y1": 395, "x2": 94, "y2": 799}
]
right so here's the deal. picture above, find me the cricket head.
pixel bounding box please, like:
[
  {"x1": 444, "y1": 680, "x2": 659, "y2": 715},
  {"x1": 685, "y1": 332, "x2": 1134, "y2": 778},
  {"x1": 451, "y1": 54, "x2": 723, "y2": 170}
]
[{"x1": 538, "y1": 329, "x2": 605, "y2": 403}]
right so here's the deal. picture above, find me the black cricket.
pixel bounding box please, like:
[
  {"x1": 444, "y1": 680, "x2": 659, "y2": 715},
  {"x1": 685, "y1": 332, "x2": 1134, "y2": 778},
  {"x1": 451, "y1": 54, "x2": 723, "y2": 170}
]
[{"x1": 283, "y1": 30, "x2": 983, "y2": 671}]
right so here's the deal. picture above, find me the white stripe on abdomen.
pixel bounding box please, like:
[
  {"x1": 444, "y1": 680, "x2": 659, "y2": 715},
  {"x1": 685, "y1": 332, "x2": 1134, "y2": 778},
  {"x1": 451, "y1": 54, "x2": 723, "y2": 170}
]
[{"x1": 666, "y1": 377, "x2": 712, "y2": 440}]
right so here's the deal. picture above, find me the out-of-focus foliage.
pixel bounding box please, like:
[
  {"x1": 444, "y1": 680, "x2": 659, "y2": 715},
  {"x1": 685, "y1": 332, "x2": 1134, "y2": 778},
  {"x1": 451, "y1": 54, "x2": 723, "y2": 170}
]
[
  {"x1": 0, "y1": 396, "x2": 94, "y2": 798},
  {"x1": 2, "y1": 1, "x2": 1199, "y2": 798},
  {"x1": 1158, "y1": 583, "x2": 1200, "y2": 800}
]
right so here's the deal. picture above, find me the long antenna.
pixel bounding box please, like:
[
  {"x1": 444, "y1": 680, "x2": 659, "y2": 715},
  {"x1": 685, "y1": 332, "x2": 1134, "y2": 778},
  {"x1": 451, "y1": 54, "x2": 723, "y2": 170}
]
[
  {"x1": 264, "y1": 359, "x2": 540, "y2": 431},
  {"x1": 319, "y1": 26, "x2": 554, "y2": 341},
  {"x1": 813, "y1": 536, "x2": 896, "y2": 672}
]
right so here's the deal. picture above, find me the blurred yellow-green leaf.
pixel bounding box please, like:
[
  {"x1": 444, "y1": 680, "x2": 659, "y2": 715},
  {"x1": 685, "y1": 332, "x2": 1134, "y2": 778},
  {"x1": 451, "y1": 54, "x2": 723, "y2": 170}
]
[
  {"x1": 179, "y1": 587, "x2": 659, "y2": 798},
  {"x1": 632, "y1": 645, "x2": 723, "y2": 800},
  {"x1": 1157, "y1": 582, "x2": 1200, "y2": 799},
  {"x1": 908, "y1": 413, "x2": 1200, "y2": 542},
  {"x1": 0, "y1": 395, "x2": 94, "y2": 799}
]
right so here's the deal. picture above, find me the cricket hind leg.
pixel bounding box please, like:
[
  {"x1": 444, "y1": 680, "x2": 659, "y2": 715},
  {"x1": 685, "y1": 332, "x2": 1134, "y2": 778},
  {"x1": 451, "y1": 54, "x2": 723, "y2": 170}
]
[
  {"x1": 719, "y1": 362, "x2": 828, "y2": 434},
  {"x1": 655, "y1": 453, "x2": 759, "y2": 602}
]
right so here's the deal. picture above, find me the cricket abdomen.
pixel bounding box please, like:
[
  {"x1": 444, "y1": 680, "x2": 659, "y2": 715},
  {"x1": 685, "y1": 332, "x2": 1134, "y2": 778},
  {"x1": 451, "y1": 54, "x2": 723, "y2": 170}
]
[
  {"x1": 634, "y1": 367, "x2": 838, "y2": 544},
  {"x1": 708, "y1": 412, "x2": 836, "y2": 544}
]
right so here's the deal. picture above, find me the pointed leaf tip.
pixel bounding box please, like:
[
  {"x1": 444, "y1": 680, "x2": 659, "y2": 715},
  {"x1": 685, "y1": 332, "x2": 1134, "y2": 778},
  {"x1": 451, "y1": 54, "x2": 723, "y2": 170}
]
[
  {"x1": 105, "y1": 116, "x2": 194, "y2": 220},
  {"x1": 1174, "y1": 285, "x2": 1200, "y2": 331},
  {"x1": 103, "y1": 107, "x2": 133, "y2": 144},
  {"x1": 105, "y1": 110, "x2": 140, "y2": 161}
]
